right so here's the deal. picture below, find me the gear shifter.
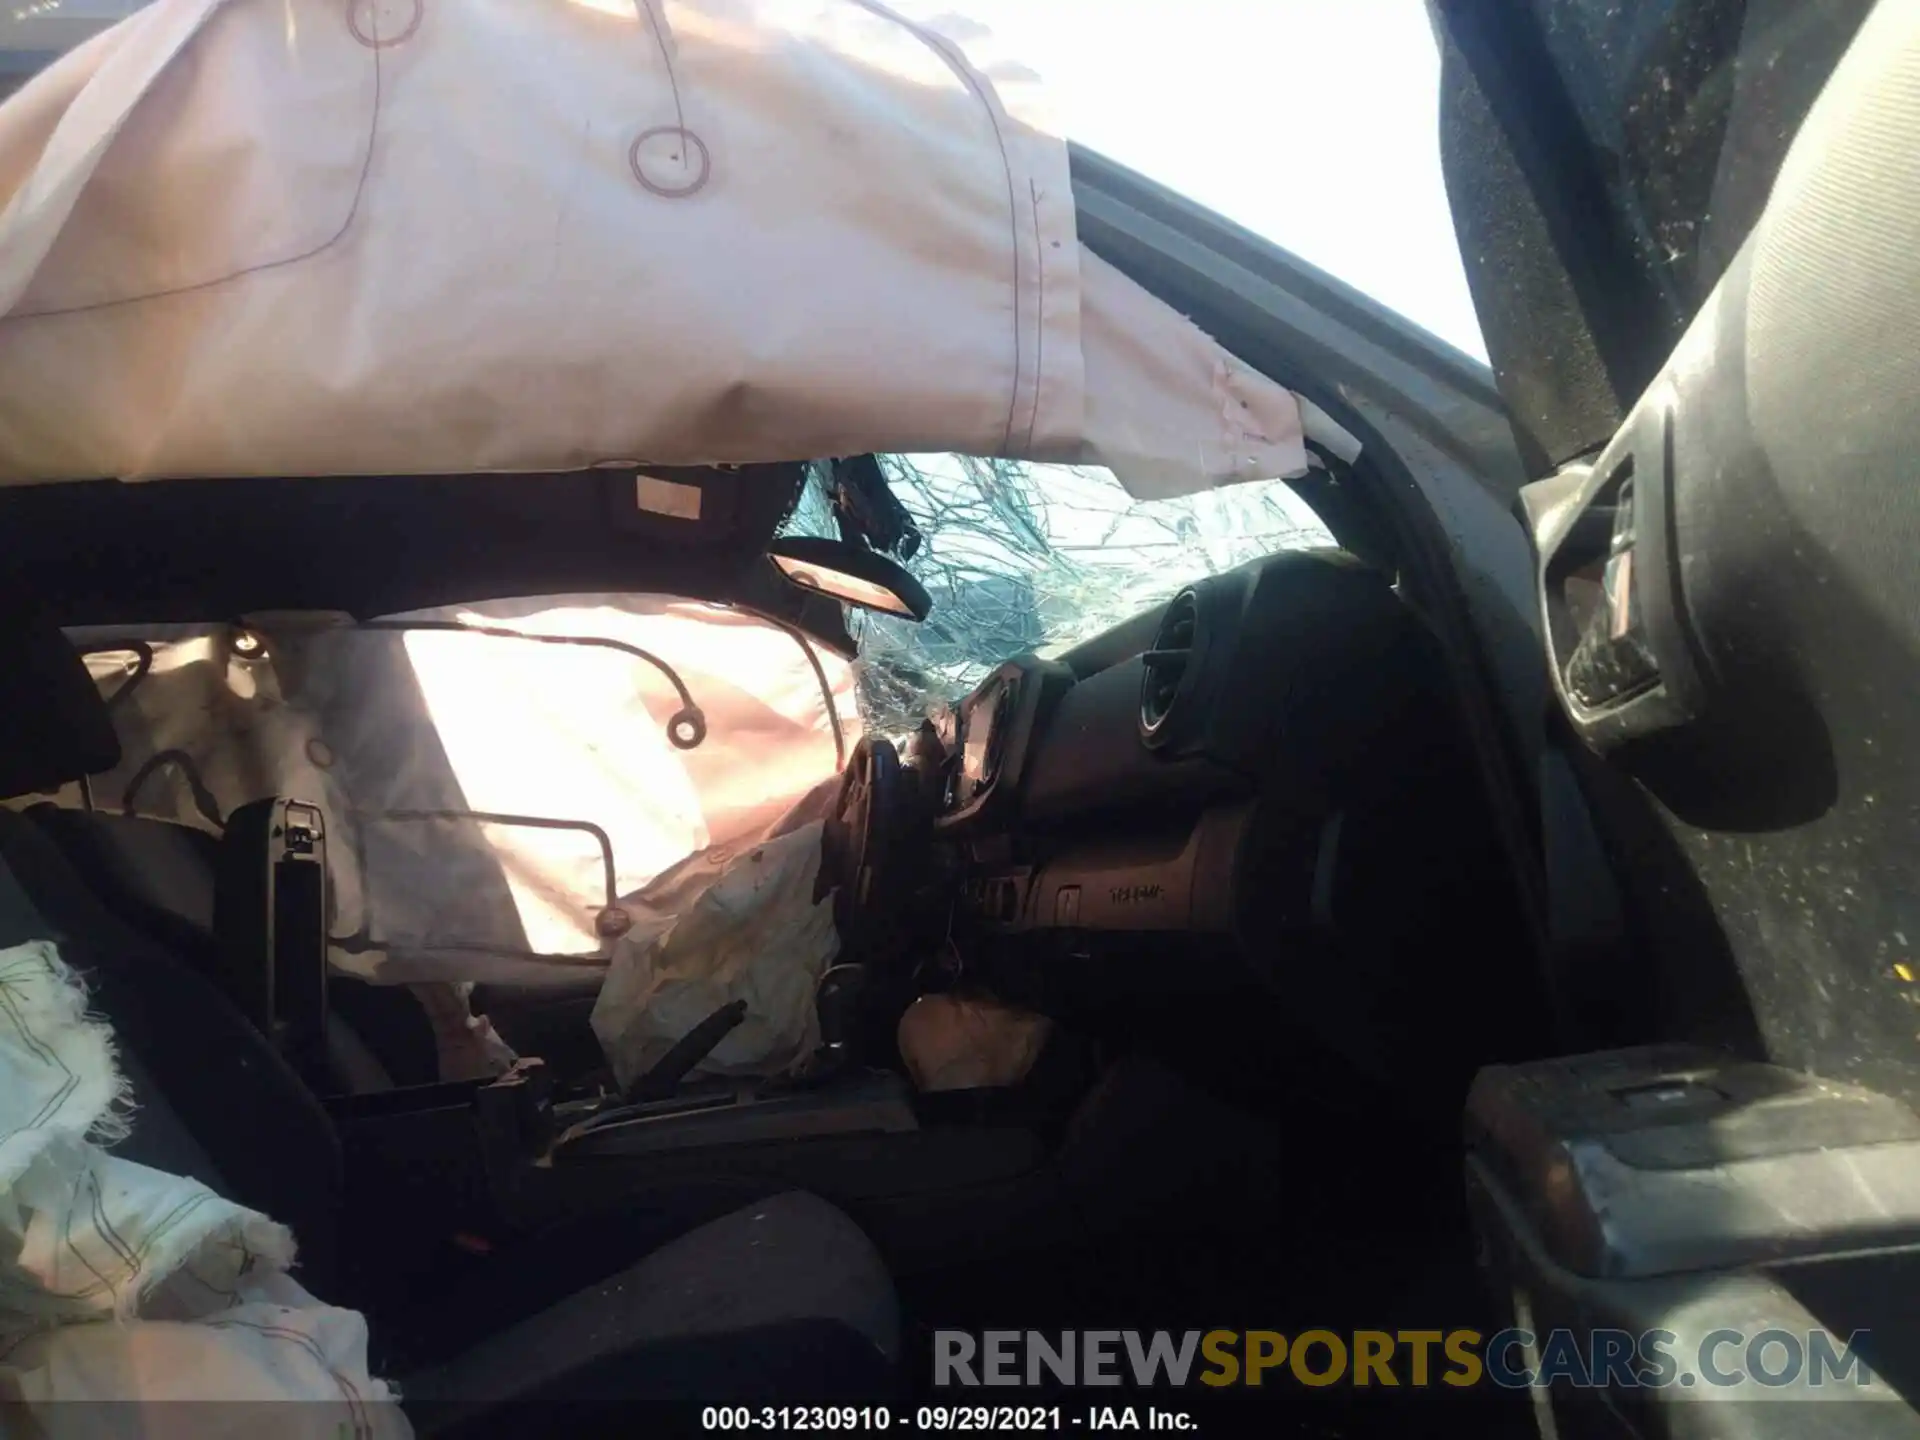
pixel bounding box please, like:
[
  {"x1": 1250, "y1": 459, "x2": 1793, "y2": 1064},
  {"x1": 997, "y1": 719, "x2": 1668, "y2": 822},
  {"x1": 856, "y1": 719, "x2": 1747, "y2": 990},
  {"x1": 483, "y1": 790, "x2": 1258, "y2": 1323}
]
[{"x1": 798, "y1": 962, "x2": 868, "y2": 1084}]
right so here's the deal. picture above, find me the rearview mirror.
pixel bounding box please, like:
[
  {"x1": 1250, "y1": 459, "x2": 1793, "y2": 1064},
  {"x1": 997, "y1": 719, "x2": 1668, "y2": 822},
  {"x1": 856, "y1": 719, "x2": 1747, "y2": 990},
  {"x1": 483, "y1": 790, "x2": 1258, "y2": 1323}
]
[{"x1": 766, "y1": 536, "x2": 931, "y2": 621}]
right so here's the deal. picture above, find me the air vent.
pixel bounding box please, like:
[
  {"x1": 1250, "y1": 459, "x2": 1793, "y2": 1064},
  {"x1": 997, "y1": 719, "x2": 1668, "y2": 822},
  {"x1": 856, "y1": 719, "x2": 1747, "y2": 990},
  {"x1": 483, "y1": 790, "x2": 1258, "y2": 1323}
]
[{"x1": 1139, "y1": 588, "x2": 1199, "y2": 747}]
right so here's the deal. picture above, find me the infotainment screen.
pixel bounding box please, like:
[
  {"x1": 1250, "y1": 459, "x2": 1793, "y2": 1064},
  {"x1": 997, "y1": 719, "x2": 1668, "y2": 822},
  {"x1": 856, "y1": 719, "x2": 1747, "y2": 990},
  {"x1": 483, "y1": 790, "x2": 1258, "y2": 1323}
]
[{"x1": 961, "y1": 683, "x2": 997, "y2": 800}]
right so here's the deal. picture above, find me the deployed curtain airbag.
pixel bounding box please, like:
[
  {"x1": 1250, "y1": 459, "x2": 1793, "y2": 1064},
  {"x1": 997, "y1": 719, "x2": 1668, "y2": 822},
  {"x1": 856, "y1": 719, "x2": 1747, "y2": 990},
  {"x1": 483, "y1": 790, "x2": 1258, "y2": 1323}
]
[{"x1": 0, "y1": 0, "x2": 1306, "y2": 495}]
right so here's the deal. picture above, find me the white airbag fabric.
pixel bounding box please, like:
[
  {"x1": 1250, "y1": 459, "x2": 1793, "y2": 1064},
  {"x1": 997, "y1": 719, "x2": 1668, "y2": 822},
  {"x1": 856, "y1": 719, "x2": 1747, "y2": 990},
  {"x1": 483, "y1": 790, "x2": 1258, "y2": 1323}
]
[
  {"x1": 591, "y1": 820, "x2": 838, "y2": 1090},
  {"x1": 0, "y1": 0, "x2": 1305, "y2": 495},
  {"x1": 70, "y1": 598, "x2": 853, "y2": 989},
  {"x1": 0, "y1": 940, "x2": 406, "y2": 1433}
]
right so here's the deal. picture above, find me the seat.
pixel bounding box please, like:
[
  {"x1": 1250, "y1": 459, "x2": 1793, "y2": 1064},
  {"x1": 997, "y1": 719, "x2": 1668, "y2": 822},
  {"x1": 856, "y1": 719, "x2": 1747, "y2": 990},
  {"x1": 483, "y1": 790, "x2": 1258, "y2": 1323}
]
[
  {"x1": 24, "y1": 800, "x2": 443, "y2": 1089},
  {"x1": 18, "y1": 634, "x2": 574, "y2": 1088},
  {"x1": 0, "y1": 589, "x2": 902, "y2": 1421},
  {"x1": 0, "y1": 589, "x2": 438, "y2": 1090}
]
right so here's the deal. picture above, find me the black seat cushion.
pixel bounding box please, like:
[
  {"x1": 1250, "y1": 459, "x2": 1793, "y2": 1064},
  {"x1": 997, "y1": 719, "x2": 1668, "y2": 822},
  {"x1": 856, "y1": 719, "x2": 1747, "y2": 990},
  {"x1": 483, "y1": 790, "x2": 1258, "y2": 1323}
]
[
  {"x1": 0, "y1": 582, "x2": 120, "y2": 800},
  {"x1": 411, "y1": 1321, "x2": 900, "y2": 1439},
  {"x1": 399, "y1": 1191, "x2": 900, "y2": 1423},
  {"x1": 26, "y1": 806, "x2": 221, "y2": 952}
]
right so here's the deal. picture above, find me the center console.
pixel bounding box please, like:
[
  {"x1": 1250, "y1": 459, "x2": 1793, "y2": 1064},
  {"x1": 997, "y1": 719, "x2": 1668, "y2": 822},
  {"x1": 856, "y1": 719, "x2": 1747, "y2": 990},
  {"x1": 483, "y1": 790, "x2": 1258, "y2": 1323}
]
[{"x1": 328, "y1": 1053, "x2": 1052, "y2": 1312}]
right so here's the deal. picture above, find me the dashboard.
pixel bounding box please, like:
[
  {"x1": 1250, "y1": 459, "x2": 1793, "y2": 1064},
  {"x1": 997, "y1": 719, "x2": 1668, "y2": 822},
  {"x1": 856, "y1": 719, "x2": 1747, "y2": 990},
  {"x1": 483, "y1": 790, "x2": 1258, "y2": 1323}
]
[
  {"x1": 932, "y1": 659, "x2": 1074, "y2": 832},
  {"x1": 922, "y1": 548, "x2": 1445, "y2": 962},
  {"x1": 909, "y1": 547, "x2": 1524, "y2": 1089},
  {"x1": 930, "y1": 550, "x2": 1420, "y2": 835}
]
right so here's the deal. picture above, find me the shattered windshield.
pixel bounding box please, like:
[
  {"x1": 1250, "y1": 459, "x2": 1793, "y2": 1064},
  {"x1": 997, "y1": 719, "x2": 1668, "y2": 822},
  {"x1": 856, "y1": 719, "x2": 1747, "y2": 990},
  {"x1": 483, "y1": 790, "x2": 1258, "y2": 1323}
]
[{"x1": 787, "y1": 456, "x2": 1335, "y2": 732}]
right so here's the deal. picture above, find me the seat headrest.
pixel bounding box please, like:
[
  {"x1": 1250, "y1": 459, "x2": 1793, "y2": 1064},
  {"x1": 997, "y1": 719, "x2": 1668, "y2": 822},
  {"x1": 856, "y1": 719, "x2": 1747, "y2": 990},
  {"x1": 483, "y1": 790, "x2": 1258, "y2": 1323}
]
[{"x1": 0, "y1": 582, "x2": 121, "y2": 800}]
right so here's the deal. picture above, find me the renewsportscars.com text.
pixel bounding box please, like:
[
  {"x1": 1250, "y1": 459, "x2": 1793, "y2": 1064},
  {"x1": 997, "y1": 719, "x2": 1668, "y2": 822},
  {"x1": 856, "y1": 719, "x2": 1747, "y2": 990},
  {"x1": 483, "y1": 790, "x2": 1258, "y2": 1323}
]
[{"x1": 933, "y1": 1327, "x2": 1877, "y2": 1391}]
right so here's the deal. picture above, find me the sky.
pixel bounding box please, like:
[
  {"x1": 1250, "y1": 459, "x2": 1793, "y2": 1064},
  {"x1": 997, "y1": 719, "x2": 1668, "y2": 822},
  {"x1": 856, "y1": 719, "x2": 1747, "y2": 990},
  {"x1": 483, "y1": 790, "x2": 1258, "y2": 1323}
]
[{"x1": 954, "y1": 0, "x2": 1489, "y2": 361}]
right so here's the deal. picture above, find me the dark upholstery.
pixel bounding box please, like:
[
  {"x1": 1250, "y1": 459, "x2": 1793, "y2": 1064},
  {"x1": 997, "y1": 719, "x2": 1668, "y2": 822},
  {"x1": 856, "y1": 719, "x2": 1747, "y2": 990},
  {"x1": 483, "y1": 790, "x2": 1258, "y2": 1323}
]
[
  {"x1": 0, "y1": 810, "x2": 902, "y2": 1417},
  {"x1": 0, "y1": 853, "x2": 228, "y2": 1192},
  {"x1": 470, "y1": 972, "x2": 606, "y2": 1075},
  {"x1": 0, "y1": 806, "x2": 345, "y2": 1288},
  {"x1": 401, "y1": 1192, "x2": 900, "y2": 1415},
  {"x1": 26, "y1": 806, "x2": 220, "y2": 950},
  {"x1": 0, "y1": 580, "x2": 120, "y2": 798},
  {"x1": 26, "y1": 803, "x2": 442, "y2": 1089},
  {"x1": 406, "y1": 1324, "x2": 899, "y2": 1440},
  {"x1": 0, "y1": 594, "x2": 901, "y2": 1425}
]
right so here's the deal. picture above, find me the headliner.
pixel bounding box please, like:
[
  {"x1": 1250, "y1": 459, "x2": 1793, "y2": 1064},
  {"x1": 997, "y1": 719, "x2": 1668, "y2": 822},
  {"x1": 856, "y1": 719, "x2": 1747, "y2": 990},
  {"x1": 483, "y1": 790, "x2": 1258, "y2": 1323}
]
[{"x1": 0, "y1": 462, "x2": 857, "y2": 653}]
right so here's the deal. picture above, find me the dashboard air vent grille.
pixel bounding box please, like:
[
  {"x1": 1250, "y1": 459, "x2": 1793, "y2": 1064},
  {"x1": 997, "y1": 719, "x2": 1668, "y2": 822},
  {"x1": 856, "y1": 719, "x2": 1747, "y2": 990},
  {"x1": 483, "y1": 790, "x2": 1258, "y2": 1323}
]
[{"x1": 1140, "y1": 589, "x2": 1198, "y2": 744}]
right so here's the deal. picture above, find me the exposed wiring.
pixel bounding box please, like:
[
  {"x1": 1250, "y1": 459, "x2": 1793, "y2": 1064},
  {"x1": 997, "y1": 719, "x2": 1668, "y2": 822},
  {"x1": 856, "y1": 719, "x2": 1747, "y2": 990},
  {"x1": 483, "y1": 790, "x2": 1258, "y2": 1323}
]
[
  {"x1": 328, "y1": 807, "x2": 625, "y2": 961},
  {"x1": 356, "y1": 809, "x2": 619, "y2": 908},
  {"x1": 121, "y1": 749, "x2": 226, "y2": 831}
]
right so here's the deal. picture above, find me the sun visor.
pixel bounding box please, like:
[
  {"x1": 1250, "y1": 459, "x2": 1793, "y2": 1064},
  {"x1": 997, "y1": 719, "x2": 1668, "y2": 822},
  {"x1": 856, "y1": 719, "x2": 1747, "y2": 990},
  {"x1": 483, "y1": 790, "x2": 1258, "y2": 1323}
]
[{"x1": 0, "y1": 0, "x2": 1304, "y2": 496}]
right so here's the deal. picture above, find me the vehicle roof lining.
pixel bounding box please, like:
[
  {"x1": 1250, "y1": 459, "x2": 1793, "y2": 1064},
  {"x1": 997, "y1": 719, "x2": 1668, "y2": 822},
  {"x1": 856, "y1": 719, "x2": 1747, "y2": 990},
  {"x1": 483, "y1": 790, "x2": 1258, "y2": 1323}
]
[{"x1": 0, "y1": 463, "x2": 851, "y2": 652}]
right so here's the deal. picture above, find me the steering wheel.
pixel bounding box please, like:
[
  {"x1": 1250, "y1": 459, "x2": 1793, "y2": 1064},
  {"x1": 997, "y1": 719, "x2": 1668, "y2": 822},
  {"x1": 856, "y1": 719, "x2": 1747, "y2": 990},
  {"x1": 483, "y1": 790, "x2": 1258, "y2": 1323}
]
[{"x1": 816, "y1": 735, "x2": 913, "y2": 957}]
